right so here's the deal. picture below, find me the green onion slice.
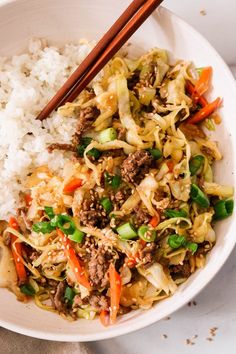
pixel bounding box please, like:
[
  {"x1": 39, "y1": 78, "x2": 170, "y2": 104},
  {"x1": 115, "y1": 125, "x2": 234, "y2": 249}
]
[
  {"x1": 44, "y1": 206, "x2": 55, "y2": 219},
  {"x1": 190, "y1": 184, "x2": 210, "y2": 208},
  {"x1": 99, "y1": 127, "x2": 117, "y2": 143},
  {"x1": 138, "y1": 225, "x2": 156, "y2": 242},
  {"x1": 100, "y1": 197, "x2": 113, "y2": 214},
  {"x1": 189, "y1": 155, "x2": 205, "y2": 176},
  {"x1": 117, "y1": 222, "x2": 137, "y2": 240},
  {"x1": 64, "y1": 286, "x2": 75, "y2": 305},
  {"x1": 214, "y1": 199, "x2": 234, "y2": 220},
  {"x1": 148, "y1": 148, "x2": 162, "y2": 160},
  {"x1": 185, "y1": 242, "x2": 198, "y2": 254},
  {"x1": 104, "y1": 172, "x2": 122, "y2": 189},
  {"x1": 32, "y1": 222, "x2": 55, "y2": 234},
  {"x1": 165, "y1": 209, "x2": 188, "y2": 219},
  {"x1": 68, "y1": 229, "x2": 85, "y2": 243},
  {"x1": 20, "y1": 284, "x2": 36, "y2": 297},
  {"x1": 168, "y1": 234, "x2": 186, "y2": 249},
  {"x1": 56, "y1": 215, "x2": 76, "y2": 235}
]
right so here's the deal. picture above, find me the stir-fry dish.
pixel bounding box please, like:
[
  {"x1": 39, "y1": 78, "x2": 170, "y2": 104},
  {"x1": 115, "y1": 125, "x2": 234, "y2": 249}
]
[{"x1": 1, "y1": 46, "x2": 234, "y2": 325}]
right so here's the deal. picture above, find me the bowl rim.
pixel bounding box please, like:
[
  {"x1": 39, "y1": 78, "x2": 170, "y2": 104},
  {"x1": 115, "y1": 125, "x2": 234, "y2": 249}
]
[{"x1": 0, "y1": 0, "x2": 236, "y2": 342}]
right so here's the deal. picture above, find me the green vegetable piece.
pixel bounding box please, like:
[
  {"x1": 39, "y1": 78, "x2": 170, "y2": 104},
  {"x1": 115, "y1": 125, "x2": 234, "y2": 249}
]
[
  {"x1": 68, "y1": 229, "x2": 85, "y2": 243},
  {"x1": 189, "y1": 155, "x2": 205, "y2": 176},
  {"x1": 87, "y1": 148, "x2": 101, "y2": 159},
  {"x1": 77, "y1": 137, "x2": 101, "y2": 159},
  {"x1": 100, "y1": 197, "x2": 113, "y2": 214},
  {"x1": 77, "y1": 137, "x2": 92, "y2": 157},
  {"x1": 99, "y1": 127, "x2": 117, "y2": 143},
  {"x1": 214, "y1": 199, "x2": 234, "y2": 220},
  {"x1": 44, "y1": 206, "x2": 55, "y2": 219},
  {"x1": 138, "y1": 225, "x2": 156, "y2": 242},
  {"x1": 111, "y1": 175, "x2": 122, "y2": 189},
  {"x1": 64, "y1": 286, "x2": 75, "y2": 305},
  {"x1": 104, "y1": 172, "x2": 121, "y2": 189},
  {"x1": 185, "y1": 242, "x2": 198, "y2": 254},
  {"x1": 190, "y1": 184, "x2": 210, "y2": 208},
  {"x1": 168, "y1": 234, "x2": 186, "y2": 249},
  {"x1": 148, "y1": 148, "x2": 162, "y2": 160},
  {"x1": 56, "y1": 215, "x2": 76, "y2": 235},
  {"x1": 50, "y1": 215, "x2": 59, "y2": 227},
  {"x1": 32, "y1": 222, "x2": 55, "y2": 234},
  {"x1": 165, "y1": 209, "x2": 188, "y2": 218},
  {"x1": 117, "y1": 222, "x2": 137, "y2": 240},
  {"x1": 20, "y1": 284, "x2": 36, "y2": 297}
]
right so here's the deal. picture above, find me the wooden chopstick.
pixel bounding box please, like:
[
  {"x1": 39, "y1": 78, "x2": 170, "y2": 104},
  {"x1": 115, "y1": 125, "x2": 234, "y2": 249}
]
[
  {"x1": 36, "y1": 0, "x2": 147, "y2": 121},
  {"x1": 37, "y1": 0, "x2": 164, "y2": 121}
]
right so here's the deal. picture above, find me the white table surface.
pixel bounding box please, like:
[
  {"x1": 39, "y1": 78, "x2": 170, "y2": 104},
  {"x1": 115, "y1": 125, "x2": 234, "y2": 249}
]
[{"x1": 1, "y1": 1, "x2": 236, "y2": 353}]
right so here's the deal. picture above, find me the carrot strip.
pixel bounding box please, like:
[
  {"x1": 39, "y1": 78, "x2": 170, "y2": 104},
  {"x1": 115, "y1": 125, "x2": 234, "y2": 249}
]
[
  {"x1": 24, "y1": 194, "x2": 32, "y2": 207},
  {"x1": 109, "y1": 263, "x2": 121, "y2": 324},
  {"x1": 99, "y1": 310, "x2": 110, "y2": 327},
  {"x1": 9, "y1": 217, "x2": 27, "y2": 284},
  {"x1": 187, "y1": 97, "x2": 222, "y2": 125},
  {"x1": 149, "y1": 214, "x2": 160, "y2": 228},
  {"x1": 63, "y1": 178, "x2": 83, "y2": 193},
  {"x1": 186, "y1": 81, "x2": 208, "y2": 107},
  {"x1": 57, "y1": 229, "x2": 91, "y2": 290},
  {"x1": 193, "y1": 66, "x2": 212, "y2": 98}
]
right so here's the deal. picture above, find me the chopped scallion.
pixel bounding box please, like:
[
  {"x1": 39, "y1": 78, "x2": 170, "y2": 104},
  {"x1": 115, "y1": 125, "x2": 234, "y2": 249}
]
[
  {"x1": 32, "y1": 221, "x2": 55, "y2": 234},
  {"x1": 99, "y1": 127, "x2": 117, "y2": 143},
  {"x1": 190, "y1": 184, "x2": 210, "y2": 208},
  {"x1": 117, "y1": 222, "x2": 137, "y2": 240},
  {"x1": 20, "y1": 284, "x2": 36, "y2": 297},
  {"x1": 56, "y1": 215, "x2": 76, "y2": 235},
  {"x1": 148, "y1": 148, "x2": 162, "y2": 160},
  {"x1": 64, "y1": 286, "x2": 75, "y2": 305},
  {"x1": 165, "y1": 209, "x2": 187, "y2": 218},
  {"x1": 189, "y1": 155, "x2": 204, "y2": 176},
  {"x1": 44, "y1": 206, "x2": 55, "y2": 219},
  {"x1": 185, "y1": 242, "x2": 198, "y2": 254},
  {"x1": 214, "y1": 199, "x2": 234, "y2": 220},
  {"x1": 138, "y1": 225, "x2": 156, "y2": 242},
  {"x1": 68, "y1": 229, "x2": 85, "y2": 243},
  {"x1": 100, "y1": 197, "x2": 113, "y2": 214},
  {"x1": 168, "y1": 234, "x2": 186, "y2": 249}
]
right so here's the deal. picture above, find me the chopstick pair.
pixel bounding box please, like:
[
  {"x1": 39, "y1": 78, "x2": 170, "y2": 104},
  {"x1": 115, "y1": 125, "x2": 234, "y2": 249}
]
[{"x1": 37, "y1": 0, "x2": 164, "y2": 121}]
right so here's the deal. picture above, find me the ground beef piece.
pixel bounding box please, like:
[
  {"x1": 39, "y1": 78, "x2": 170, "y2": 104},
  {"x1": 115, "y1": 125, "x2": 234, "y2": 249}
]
[
  {"x1": 110, "y1": 188, "x2": 131, "y2": 209},
  {"x1": 79, "y1": 193, "x2": 109, "y2": 228},
  {"x1": 179, "y1": 123, "x2": 206, "y2": 141},
  {"x1": 53, "y1": 281, "x2": 66, "y2": 313},
  {"x1": 72, "y1": 294, "x2": 84, "y2": 309},
  {"x1": 139, "y1": 242, "x2": 156, "y2": 268},
  {"x1": 133, "y1": 206, "x2": 150, "y2": 227},
  {"x1": 87, "y1": 246, "x2": 112, "y2": 288},
  {"x1": 102, "y1": 148, "x2": 126, "y2": 159},
  {"x1": 170, "y1": 262, "x2": 191, "y2": 278},
  {"x1": 121, "y1": 150, "x2": 152, "y2": 184},
  {"x1": 89, "y1": 294, "x2": 109, "y2": 311},
  {"x1": 47, "y1": 143, "x2": 76, "y2": 153},
  {"x1": 72, "y1": 106, "x2": 100, "y2": 145}
]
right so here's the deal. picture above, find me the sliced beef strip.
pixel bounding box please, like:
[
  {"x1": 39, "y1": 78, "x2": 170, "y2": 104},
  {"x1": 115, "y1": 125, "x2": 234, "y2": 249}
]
[
  {"x1": 72, "y1": 106, "x2": 100, "y2": 146},
  {"x1": 53, "y1": 281, "x2": 66, "y2": 313},
  {"x1": 47, "y1": 143, "x2": 76, "y2": 153},
  {"x1": 87, "y1": 245, "x2": 112, "y2": 288},
  {"x1": 170, "y1": 261, "x2": 191, "y2": 278},
  {"x1": 139, "y1": 242, "x2": 157, "y2": 268},
  {"x1": 121, "y1": 150, "x2": 152, "y2": 184}
]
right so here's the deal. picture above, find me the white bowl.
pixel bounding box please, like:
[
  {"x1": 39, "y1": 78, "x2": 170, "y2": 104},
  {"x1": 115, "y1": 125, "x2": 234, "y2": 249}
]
[{"x1": 0, "y1": 0, "x2": 236, "y2": 342}]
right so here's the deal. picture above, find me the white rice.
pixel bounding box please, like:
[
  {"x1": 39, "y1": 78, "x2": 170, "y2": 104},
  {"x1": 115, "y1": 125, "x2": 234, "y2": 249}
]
[{"x1": 0, "y1": 38, "x2": 94, "y2": 220}]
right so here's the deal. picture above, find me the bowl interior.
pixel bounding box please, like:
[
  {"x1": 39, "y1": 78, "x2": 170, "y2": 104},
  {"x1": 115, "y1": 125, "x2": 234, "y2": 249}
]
[{"x1": 0, "y1": 0, "x2": 236, "y2": 342}]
